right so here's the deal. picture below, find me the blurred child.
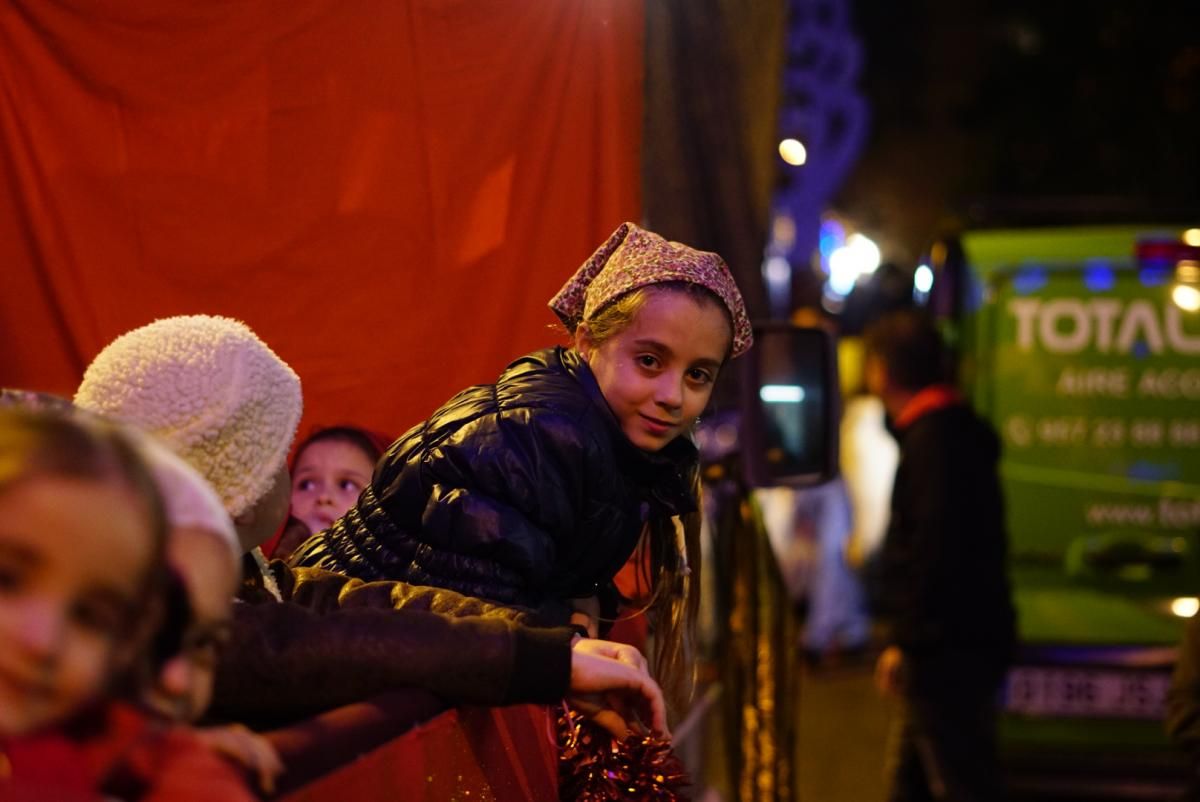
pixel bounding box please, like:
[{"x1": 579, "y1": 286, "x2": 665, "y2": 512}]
[
  {"x1": 137, "y1": 438, "x2": 242, "y2": 723},
  {"x1": 281, "y1": 426, "x2": 387, "y2": 560},
  {"x1": 0, "y1": 410, "x2": 165, "y2": 738},
  {"x1": 0, "y1": 388, "x2": 250, "y2": 728},
  {"x1": 292, "y1": 222, "x2": 753, "y2": 713},
  {"x1": 135, "y1": 438, "x2": 283, "y2": 794},
  {"x1": 0, "y1": 410, "x2": 254, "y2": 801}
]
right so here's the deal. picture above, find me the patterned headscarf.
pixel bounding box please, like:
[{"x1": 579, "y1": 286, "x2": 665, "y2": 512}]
[{"x1": 549, "y1": 222, "x2": 753, "y2": 358}]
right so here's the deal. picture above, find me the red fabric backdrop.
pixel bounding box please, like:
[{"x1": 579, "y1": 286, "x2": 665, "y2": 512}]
[
  {"x1": 0, "y1": 0, "x2": 643, "y2": 437},
  {"x1": 278, "y1": 705, "x2": 559, "y2": 802}
]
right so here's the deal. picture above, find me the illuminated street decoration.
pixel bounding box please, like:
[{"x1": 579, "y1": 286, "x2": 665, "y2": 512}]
[{"x1": 763, "y1": 0, "x2": 868, "y2": 317}]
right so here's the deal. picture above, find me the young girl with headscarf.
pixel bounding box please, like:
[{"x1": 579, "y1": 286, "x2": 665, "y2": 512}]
[{"x1": 291, "y1": 222, "x2": 753, "y2": 716}]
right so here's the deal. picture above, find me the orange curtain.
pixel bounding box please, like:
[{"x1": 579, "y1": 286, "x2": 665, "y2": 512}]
[{"x1": 0, "y1": 0, "x2": 643, "y2": 436}]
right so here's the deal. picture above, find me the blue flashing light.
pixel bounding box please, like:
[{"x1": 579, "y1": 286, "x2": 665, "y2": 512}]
[
  {"x1": 1012, "y1": 266, "x2": 1048, "y2": 295},
  {"x1": 1140, "y1": 266, "x2": 1171, "y2": 287},
  {"x1": 818, "y1": 219, "x2": 845, "y2": 254},
  {"x1": 1083, "y1": 263, "x2": 1115, "y2": 292},
  {"x1": 1126, "y1": 461, "x2": 1179, "y2": 482},
  {"x1": 817, "y1": 218, "x2": 845, "y2": 274},
  {"x1": 914, "y1": 264, "x2": 934, "y2": 293}
]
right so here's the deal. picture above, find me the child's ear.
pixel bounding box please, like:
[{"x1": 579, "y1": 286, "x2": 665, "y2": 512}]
[{"x1": 573, "y1": 324, "x2": 595, "y2": 360}]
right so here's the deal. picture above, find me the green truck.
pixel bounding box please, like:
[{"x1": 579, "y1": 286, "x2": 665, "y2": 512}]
[{"x1": 933, "y1": 225, "x2": 1200, "y2": 796}]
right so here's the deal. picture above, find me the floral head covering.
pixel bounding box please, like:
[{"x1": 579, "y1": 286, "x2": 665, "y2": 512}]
[{"x1": 549, "y1": 222, "x2": 753, "y2": 358}]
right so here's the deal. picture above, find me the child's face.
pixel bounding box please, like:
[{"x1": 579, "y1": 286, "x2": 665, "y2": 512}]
[
  {"x1": 578, "y1": 291, "x2": 731, "y2": 452},
  {"x1": 290, "y1": 439, "x2": 374, "y2": 536},
  {"x1": 144, "y1": 527, "x2": 236, "y2": 722},
  {"x1": 0, "y1": 476, "x2": 154, "y2": 736}
]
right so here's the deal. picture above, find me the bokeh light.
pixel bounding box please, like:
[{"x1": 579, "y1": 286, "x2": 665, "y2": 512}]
[{"x1": 778, "y1": 138, "x2": 807, "y2": 166}]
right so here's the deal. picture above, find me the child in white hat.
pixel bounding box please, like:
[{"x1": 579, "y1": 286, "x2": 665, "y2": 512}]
[{"x1": 76, "y1": 314, "x2": 303, "y2": 557}]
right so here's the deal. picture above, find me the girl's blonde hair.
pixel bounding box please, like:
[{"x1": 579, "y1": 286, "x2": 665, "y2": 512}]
[
  {"x1": 578, "y1": 281, "x2": 734, "y2": 360},
  {"x1": 581, "y1": 282, "x2": 731, "y2": 715}
]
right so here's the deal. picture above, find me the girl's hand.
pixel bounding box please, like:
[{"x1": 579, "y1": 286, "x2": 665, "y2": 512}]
[
  {"x1": 569, "y1": 638, "x2": 668, "y2": 738},
  {"x1": 195, "y1": 724, "x2": 284, "y2": 795},
  {"x1": 568, "y1": 696, "x2": 635, "y2": 741}
]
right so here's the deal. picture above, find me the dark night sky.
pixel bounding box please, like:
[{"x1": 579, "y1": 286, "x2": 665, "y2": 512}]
[{"x1": 836, "y1": 0, "x2": 1200, "y2": 264}]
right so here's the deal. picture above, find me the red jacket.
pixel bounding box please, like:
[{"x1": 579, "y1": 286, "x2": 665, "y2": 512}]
[{"x1": 0, "y1": 703, "x2": 254, "y2": 802}]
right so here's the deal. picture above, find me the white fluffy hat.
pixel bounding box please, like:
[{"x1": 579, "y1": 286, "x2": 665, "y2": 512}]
[{"x1": 75, "y1": 315, "x2": 302, "y2": 518}]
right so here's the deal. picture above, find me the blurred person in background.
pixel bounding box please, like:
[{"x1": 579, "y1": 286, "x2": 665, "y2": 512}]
[
  {"x1": 865, "y1": 309, "x2": 1015, "y2": 802},
  {"x1": 837, "y1": 333, "x2": 900, "y2": 608},
  {"x1": 792, "y1": 476, "x2": 870, "y2": 663},
  {"x1": 136, "y1": 437, "x2": 286, "y2": 795},
  {"x1": 1166, "y1": 616, "x2": 1200, "y2": 800}
]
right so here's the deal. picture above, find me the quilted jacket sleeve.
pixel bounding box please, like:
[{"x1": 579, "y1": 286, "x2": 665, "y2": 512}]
[{"x1": 399, "y1": 407, "x2": 601, "y2": 598}]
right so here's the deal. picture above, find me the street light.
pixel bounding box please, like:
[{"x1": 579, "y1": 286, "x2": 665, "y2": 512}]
[
  {"x1": 914, "y1": 264, "x2": 934, "y2": 293},
  {"x1": 827, "y1": 232, "x2": 881, "y2": 296},
  {"x1": 778, "y1": 138, "x2": 807, "y2": 166},
  {"x1": 1172, "y1": 283, "x2": 1200, "y2": 312}
]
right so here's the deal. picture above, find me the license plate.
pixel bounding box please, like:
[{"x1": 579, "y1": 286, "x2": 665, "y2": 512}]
[{"x1": 1004, "y1": 667, "x2": 1170, "y2": 719}]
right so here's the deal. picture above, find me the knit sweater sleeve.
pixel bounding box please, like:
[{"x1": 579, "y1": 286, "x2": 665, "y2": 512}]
[{"x1": 210, "y1": 598, "x2": 574, "y2": 725}]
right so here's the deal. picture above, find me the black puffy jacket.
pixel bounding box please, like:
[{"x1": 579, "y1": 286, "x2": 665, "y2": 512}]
[{"x1": 289, "y1": 347, "x2": 698, "y2": 613}]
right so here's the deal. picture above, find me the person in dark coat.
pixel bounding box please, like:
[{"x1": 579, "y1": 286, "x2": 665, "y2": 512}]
[
  {"x1": 291, "y1": 222, "x2": 754, "y2": 712},
  {"x1": 864, "y1": 309, "x2": 1016, "y2": 802}
]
